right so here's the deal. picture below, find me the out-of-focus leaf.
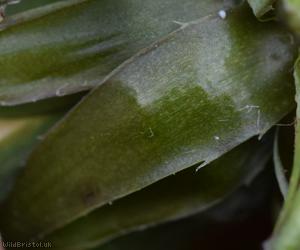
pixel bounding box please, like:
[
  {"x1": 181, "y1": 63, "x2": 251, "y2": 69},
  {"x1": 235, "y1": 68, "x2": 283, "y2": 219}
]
[
  {"x1": 0, "y1": 4, "x2": 296, "y2": 241},
  {"x1": 0, "y1": 115, "x2": 59, "y2": 201},
  {"x1": 47, "y1": 139, "x2": 271, "y2": 249},
  {"x1": 268, "y1": 192, "x2": 300, "y2": 250},
  {"x1": 0, "y1": 0, "x2": 238, "y2": 105},
  {"x1": 274, "y1": 130, "x2": 289, "y2": 198},
  {"x1": 267, "y1": 57, "x2": 300, "y2": 250},
  {"x1": 248, "y1": 0, "x2": 275, "y2": 18},
  {"x1": 0, "y1": 94, "x2": 82, "y2": 202},
  {"x1": 281, "y1": 0, "x2": 300, "y2": 34}
]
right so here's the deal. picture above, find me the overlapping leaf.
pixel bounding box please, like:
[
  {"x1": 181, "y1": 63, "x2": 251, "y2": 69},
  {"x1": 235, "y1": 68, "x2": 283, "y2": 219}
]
[
  {"x1": 46, "y1": 139, "x2": 271, "y2": 249},
  {"x1": 0, "y1": 0, "x2": 238, "y2": 105},
  {"x1": 0, "y1": 3, "x2": 296, "y2": 241},
  {"x1": 0, "y1": 94, "x2": 82, "y2": 202},
  {"x1": 0, "y1": 115, "x2": 58, "y2": 201}
]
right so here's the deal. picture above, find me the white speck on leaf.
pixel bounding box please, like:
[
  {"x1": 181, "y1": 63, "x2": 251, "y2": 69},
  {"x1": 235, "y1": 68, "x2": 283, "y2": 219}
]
[
  {"x1": 214, "y1": 136, "x2": 220, "y2": 141},
  {"x1": 218, "y1": 10, "x2": 227, "y2": 20}
]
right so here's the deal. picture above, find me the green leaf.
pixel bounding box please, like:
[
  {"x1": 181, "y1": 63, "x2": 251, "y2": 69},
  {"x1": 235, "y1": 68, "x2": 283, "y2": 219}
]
[
  {"x1": 5, "y1": 0, "x2": 63, "y2": 16},
  {"x1": 0, "y1": 114, "x2": 58, "y2": 201},
  {"x1": 281, "y1": 0, "x2": 300, "y2": 34},
  {"x1": 267, "y1": 56, "x2": 300, "y2": 250},
  {"x1": 0, "y1": 94, "x2": 82, "y2": 202},
  {"x1": 46, "y1": 138, "x2": 271, "y2": 249},
  {"x1": 0, "y1": 0, "x2": 236, "y2": 105},
  {"x1": 247, "y1": 0, "x2": 275, "y2": 18},
  {"x1": 0, "y1": 4, "x2": 296, "y2": 241}
]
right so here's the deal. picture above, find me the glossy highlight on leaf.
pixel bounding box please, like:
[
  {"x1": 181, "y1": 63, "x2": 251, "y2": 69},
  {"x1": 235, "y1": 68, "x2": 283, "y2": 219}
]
[{"x1": 0, "y1": 3, "x2": 296, "y2": 242}]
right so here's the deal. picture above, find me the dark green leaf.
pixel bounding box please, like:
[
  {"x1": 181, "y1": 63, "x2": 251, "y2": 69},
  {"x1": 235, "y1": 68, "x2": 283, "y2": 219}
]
[
  {"x1": 0, "y1": 4, "x2": 296, "y2": 241},
  {"x1": 95, "y1": 164, "x2": 275, "y2": 250},
  {"x1": 0, "y1": 94, "x2": 82, "y2": 201},
  {"x1": 47, "y1": 139, "x2": 271, "y2": 249},
  {"x1": 0, "y1": 0, "x2": 235, "y2": 105},
  {"x1": 5, "y1": 0, "x2": 63, "y2": 16}
]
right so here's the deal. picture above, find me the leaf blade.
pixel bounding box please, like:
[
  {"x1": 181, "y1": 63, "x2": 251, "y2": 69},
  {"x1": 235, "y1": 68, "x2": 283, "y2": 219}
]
[
  {"x1": 46, "y1": 138, "x2": 271, "y2": 249},
  {"x1": 0, "y1": 4, "x2": 296, "y2": 241},
  {"x1": 0, "y1": 0, "x2": 232, "y2": 105}
]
